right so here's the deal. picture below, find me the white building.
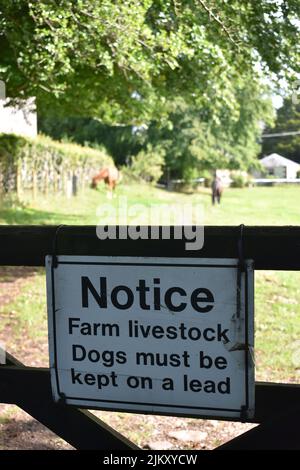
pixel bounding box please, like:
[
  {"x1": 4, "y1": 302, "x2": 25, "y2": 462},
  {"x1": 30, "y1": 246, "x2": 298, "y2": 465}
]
[
  {"x1": 259, "y1": 153, "x2": 300, "y2": 179},
  {"x1": 0, "y1": 97, "x2": 37, "y2": 138}
]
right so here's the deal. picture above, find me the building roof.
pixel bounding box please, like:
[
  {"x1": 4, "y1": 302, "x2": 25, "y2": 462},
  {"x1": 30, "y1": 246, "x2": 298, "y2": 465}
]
[{"x1": 260, "y1": 153, "x2": 300, "y2": 169}]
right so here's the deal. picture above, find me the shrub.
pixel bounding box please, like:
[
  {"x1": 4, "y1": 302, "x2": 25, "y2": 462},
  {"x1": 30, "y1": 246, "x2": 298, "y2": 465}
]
[
  {"x1": 129, "y1": 145, "x2": 165, "y2": 183},
  {"x1": 0, "y1": 133, "x2": 113, "y2": 195},
  {"x1": 230, "y1": 172, "x2": 252, "y2": 188},
  {"x1": 201, "y1": 170, "x2": 213, "y2": 188}
]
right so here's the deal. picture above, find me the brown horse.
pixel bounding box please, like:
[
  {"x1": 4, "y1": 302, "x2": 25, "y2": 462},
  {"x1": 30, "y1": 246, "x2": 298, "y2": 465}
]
[
  {"x1": 91, "y1": 167, "x2": 120, "y2": 197},
  {"x1": 211, "y1": 176, "x2": 223, "y2": 205}
]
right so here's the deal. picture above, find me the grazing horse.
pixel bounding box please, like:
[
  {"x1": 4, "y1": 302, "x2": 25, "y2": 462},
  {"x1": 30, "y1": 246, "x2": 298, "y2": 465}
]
[
  {"x1": 91, "y1": 166, "x2": 120, "y2": 198},
  {"x1": 211, "y1": 176, "x2": 223, "y2": 205}
]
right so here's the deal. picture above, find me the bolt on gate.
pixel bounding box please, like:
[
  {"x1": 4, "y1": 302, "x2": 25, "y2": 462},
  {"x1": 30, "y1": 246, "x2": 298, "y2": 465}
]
[{"x1": 0, "y1": 225, "x2": 299, "y2": 450}]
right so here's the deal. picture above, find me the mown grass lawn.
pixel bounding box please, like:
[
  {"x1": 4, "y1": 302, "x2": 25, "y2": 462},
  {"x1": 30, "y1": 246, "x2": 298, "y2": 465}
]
[
  {"x1": 0, "y1": 183, "x2": 299, "y2": 382},
  {"x1": 1, "y1": 182, "x2": 300, "y2": 225}
]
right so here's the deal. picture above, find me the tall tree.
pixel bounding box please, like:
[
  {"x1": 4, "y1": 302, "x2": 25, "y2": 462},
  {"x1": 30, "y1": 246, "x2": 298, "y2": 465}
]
[
  {"x1": 262, "y1": 98, "x2": 300, "y2": 163},
  {"x1": 0, "y1": 0, "x2": 299, "y2": 124},
  {"x1": 41, "y1": 76, "x2": 274, "y2": 178},
  {"x1": 39, "y1": 116, "x2": 142, "y2": 165},
  {"x1": 142, "y1": 78, "x2": 274, "y2": 178}
]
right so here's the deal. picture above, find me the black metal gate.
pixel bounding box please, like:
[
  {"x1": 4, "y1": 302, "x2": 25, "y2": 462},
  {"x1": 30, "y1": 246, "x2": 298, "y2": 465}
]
[{"x1": 0, "y1": 225, "x2": 299, "y2": 450}]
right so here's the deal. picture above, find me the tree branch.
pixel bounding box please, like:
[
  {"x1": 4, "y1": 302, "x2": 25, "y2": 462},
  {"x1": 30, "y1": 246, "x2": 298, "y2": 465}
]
[{"x1": 197, "y1": 0, "x2": 239, "y2": 48}]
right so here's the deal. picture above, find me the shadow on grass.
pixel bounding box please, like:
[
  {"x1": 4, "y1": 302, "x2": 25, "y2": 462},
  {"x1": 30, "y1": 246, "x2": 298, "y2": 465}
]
[
  {"x1": 0, "y1": 206, "x2": 77, "y2": 225},
  {"x1": 0, "y1": 417, "x2": 73, "y2": 449},
  {"x1": 0, "y1": 266, "x2": 41, "y2": 282}
]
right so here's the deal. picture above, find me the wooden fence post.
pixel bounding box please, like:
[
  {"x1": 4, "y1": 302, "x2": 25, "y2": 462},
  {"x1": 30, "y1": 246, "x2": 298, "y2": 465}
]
[
  {"x1": 32, "y1": 169, "x2": 37, "y2": 200},
  {"x1": 16, "y1": 161, "x2": 22, "y2": 200},
  {"x1": 65, "y1": 171, "x2": 72, "y2": 199}
]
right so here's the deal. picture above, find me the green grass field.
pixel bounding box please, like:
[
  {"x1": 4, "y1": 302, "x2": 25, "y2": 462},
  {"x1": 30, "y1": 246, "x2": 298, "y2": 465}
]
[
  {"x1": 0, "y1": 183, "x2": 299, "y2": 382},
  {"x1": 1, "y1": 183, "x2": 300, "y2": 225}
]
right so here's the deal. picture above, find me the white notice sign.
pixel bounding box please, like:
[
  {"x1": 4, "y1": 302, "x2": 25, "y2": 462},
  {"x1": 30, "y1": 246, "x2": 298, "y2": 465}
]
[{"x1": 46, "y1": 256, "x2": 254, "y2": 419}]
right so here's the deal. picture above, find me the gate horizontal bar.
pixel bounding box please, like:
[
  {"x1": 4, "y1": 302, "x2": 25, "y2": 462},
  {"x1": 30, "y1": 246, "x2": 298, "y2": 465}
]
[
  {"x1": 1, "y1": 225, "x2": 300, "y2": 269},
  {"x1": 217, "y1": 407, "x2": 300, "y2": 449},
  {"x1": 253, "y1": 382, "x2": 300, "y2": 423},
  {"x1": 0, "y1": 361, "x2": 138, "y2": 450},
  {"x1": 1, "y1": 364, "x2": 299, "y2": 424}
]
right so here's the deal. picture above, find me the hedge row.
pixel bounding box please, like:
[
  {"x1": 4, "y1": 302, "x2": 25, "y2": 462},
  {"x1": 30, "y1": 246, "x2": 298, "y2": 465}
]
[{"x1": 0, "y1": 133, "x2": 113, "y2": 196}]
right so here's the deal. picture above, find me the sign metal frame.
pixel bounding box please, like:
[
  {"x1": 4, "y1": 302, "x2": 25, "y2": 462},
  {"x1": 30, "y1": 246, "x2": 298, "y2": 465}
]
[{"x1": 46, "y1": 256, "x2": 255, "y2": 420}]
